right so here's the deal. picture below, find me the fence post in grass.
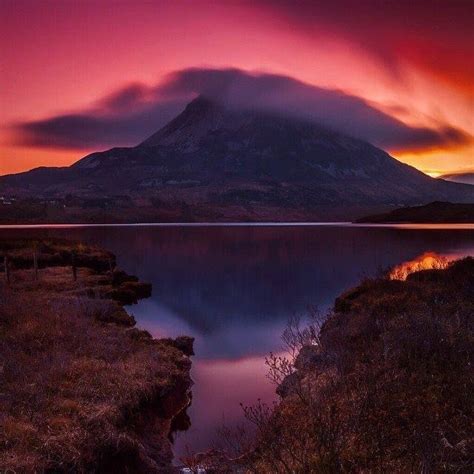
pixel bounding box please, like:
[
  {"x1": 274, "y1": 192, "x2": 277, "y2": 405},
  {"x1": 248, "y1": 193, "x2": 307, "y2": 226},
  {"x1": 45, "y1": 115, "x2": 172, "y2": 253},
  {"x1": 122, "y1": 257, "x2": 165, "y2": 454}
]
[
  {"x1": 4, "y1": 255, "x2": 10, "y2": 284},
  {"x1": 33, "y1": 246, "x2": 38, "y2": 281},
  {"x1": 72, "y1": 251, "x2": 77, "y2": 281}
]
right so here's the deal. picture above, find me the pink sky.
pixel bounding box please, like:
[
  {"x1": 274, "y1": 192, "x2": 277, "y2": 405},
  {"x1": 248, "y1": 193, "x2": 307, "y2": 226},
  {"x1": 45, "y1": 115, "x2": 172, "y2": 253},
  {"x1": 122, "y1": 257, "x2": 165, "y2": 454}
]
[{"x1": 1, "y1": 0, "x2": 472, "y2": 176}]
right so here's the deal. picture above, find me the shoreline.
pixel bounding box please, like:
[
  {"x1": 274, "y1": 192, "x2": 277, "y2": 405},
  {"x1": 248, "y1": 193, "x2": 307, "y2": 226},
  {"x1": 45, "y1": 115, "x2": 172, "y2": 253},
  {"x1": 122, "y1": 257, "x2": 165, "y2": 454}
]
[
  {"x1": 0, "y1": 222, "x2": 472, "y2": 230},
  {"x1": 0, "y1": 239, "x2": 193, "y2": 472}
]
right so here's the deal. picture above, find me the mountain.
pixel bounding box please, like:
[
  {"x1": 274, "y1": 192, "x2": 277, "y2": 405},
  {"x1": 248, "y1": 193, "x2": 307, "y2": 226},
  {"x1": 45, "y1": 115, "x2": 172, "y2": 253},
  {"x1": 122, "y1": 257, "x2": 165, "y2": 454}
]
[
  {"x1": 1, "y1": 96, "x2": 473, "y2": 222},
  {"x1": 439, "y1": 172, "x2": 474, "y2": 186}
]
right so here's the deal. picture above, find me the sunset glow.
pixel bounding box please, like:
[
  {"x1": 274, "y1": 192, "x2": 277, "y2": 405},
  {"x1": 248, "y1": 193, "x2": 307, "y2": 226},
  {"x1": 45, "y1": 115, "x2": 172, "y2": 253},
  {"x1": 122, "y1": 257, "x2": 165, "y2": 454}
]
[
  {"x1": 389, "y1": 252, "x2": 451, "y2": 280},
  {"x1": 1, "y1": 0, "x2": 473, "y2": 176}
]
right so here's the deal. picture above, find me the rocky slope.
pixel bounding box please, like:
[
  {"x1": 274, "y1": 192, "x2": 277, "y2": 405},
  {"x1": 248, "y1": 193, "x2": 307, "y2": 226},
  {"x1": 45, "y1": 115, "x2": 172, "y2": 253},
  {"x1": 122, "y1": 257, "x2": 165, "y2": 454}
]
[
  {"x1": 1, "y1": 97, "x2": 473, "y2": 222},
  {"x1": 0, "y1": 239, "x2": 193, "y2": 472}
]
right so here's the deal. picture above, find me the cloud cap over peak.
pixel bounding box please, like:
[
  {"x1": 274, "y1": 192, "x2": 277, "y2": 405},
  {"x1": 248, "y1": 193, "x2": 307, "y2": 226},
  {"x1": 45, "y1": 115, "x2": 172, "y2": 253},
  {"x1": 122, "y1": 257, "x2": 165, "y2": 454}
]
[{"x1": 10, "y1": 67, "x2": 471, "y2": 153}]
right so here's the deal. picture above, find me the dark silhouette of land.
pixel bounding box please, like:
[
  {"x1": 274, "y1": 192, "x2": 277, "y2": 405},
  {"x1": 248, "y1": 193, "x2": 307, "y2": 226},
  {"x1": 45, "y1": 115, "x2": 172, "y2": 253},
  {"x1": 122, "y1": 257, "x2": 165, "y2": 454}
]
[{"x1": 357, "y1": 201, "x2": 474, "y2": 223}]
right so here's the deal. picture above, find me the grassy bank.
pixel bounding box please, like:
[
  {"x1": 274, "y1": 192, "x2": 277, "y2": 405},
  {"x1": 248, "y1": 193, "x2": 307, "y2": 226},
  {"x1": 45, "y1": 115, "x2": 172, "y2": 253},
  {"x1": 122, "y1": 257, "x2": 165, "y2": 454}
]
[
  {"x1": 193, "y1": 257, "x2": 473, "y2": 472},
  {"x1": 255, "y1": 257, "x2": 473, "y2": 472},
  {"x1": 0, "y1": 240, "x2": 193, "y2": 472}
]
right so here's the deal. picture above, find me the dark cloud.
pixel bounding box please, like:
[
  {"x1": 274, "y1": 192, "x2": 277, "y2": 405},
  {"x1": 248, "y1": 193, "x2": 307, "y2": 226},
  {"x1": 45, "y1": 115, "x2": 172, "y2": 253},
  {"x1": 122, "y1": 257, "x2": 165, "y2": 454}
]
[
  {"x1": 157, "y1": 68, "x2": 470, "y2": 151},
  {"x1": 14, "y1": 99, "x2": 184, "y2": 150},
  {"x1": 98, "y1": 83, "x2": 151, "y2": 111},
  {"x1": 11, "y1": 68, "x2": 470, "y2": 152}
]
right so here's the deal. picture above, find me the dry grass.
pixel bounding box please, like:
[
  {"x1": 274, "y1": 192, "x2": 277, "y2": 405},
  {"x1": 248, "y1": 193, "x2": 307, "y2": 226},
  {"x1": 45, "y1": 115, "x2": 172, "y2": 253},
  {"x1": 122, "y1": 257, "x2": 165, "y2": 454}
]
[
  {"x1": 260, "y1": 257, "x2": 474, "y2": 472},
  {"x1": 198, "y1": 258, "x2": 474, "y2": 472},
  {"x1": 0, "y1": 256, "x2": 192, "y2": 472}
]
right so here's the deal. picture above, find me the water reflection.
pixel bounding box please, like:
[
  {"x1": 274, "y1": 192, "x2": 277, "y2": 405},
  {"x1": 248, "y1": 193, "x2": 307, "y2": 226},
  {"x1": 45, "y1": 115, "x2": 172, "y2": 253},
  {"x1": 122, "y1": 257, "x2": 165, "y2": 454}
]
[
  {"x1": 1, "y1": 224, "x2": 473, "y2": 455},
  {"x1": 183, "y1": 355, "x2": 276, "y2": 454}
]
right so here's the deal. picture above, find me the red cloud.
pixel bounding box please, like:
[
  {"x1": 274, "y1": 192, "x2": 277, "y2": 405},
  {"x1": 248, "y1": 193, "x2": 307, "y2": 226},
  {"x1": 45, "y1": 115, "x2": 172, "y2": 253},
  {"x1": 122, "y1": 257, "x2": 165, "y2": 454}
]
[{"x1": 253, "y1": 0, "x2": 474, "y2": 94}]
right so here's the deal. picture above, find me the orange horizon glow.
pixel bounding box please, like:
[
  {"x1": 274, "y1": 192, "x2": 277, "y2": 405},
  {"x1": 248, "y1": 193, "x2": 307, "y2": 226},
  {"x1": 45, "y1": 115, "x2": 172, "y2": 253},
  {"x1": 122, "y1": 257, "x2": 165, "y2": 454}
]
[{"x1": 1, "y1": 1, "x2": 473, "y2": 177}]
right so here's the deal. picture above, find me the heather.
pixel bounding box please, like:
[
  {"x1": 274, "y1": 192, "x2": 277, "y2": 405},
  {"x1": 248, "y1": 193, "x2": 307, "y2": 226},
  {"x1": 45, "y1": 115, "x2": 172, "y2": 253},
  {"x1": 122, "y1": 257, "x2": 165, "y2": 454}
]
[
  {"x1": 196, "y1": 257, "x2": 474, "y2": 472},
  {"x1": 0, "y1": 241, "x2": 193, "y2": 472}
]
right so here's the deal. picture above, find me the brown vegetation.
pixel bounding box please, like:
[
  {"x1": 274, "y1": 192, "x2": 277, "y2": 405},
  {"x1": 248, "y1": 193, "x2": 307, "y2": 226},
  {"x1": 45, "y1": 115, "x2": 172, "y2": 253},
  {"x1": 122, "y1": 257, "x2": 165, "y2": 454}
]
[
  {"x1": 193, "y1": 258, "x2": 474, "y2": 472},
  {"x1": 0, "y1": 240, "x2": 193, "y2": 472}
]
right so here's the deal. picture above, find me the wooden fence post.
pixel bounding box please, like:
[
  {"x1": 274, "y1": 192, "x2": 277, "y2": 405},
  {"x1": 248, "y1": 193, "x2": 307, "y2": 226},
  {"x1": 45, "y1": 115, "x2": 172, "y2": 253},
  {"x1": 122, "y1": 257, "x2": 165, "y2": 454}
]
[
  {"x1": 72, "y1": 251, "x2": 77, "y2": 281},
  {"x1": 4, "y1": 255, "x2": 10, "y2": 284},
  {"x1": 33, "y1": 247, "x2": 38, "y2": 281}
]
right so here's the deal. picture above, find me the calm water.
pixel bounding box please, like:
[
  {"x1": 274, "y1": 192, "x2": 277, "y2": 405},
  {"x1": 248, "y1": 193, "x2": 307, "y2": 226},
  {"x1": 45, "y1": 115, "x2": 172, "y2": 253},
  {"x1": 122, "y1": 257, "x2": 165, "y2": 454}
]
[{"x1": 1, "y1": 224, "x2": 473, "y2": 457}]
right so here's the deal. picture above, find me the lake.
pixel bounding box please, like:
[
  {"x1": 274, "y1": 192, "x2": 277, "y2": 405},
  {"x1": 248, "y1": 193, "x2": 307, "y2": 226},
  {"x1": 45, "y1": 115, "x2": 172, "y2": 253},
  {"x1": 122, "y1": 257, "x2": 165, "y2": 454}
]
[{"x1": 1, "y1": 223, "x2": 473, "y2": 459}]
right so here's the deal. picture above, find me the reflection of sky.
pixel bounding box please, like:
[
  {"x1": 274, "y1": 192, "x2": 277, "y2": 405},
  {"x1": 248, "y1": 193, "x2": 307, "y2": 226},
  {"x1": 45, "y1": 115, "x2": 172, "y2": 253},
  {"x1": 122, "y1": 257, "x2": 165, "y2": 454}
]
[
  {"x1": 1, "y1": 224, "x2": 473, "y2": 456},
  {"x1": 175, "y1": 354, "x2": 277, "y2": 455}
]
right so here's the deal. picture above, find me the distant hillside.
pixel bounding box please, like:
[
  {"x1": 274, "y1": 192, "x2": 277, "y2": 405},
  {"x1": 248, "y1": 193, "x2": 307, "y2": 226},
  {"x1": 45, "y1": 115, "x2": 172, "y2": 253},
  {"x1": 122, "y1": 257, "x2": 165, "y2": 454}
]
[
  {"x1": 1, "y1": 97, "x2": 473, "y2": 222},
  {"x1": 439, "y1": 172, "x2": 474, "y2": 186},
  {"x1": 357, "y1": 201, "x2": 474, "y2": 223}
]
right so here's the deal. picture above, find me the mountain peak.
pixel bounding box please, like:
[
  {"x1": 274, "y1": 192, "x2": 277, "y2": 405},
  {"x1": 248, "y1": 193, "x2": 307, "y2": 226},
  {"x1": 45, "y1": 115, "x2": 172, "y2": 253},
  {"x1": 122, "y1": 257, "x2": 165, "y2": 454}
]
[
  {"x1": 140, "y1": 95, "x2": 226, "y2": 149},
  {"x1": 184, "y1": 95, "x2": 221, "y2": 113}
]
